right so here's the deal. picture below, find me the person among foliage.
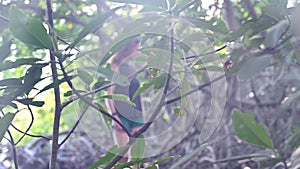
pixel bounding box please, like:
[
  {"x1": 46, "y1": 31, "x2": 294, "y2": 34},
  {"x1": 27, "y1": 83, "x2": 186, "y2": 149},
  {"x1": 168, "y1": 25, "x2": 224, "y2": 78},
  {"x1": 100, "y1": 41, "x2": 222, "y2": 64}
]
[{"x1": 106, "y1": 37, "x2": 144, "y2": 162}]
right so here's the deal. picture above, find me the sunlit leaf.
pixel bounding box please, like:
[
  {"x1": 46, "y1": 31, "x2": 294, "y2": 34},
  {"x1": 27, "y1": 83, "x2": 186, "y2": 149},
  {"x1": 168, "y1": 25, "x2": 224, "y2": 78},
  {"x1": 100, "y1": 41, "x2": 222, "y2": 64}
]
[
  {"x1": 145, "y1": 156, "x2": 175, "y2": 169},
  {"x1": 0, "y1": 113, "x2": 15, "y2": 143},
  {"x1": 0, "y1": 40, "x2": 12, "y2": 61},
  {"x1": 131, "y1": 135, "x2": 145, "y2": 159},
  {"x1": 154, "y1": 156, "x2": 175, "y2": 164},
  {"x1": 237, "y1": 55, "x2": 271, "y2": 81},
  {"x1": 67, "y1": 6, "x2": 122, "y2": 50},
  {"x1": 233, "y1": 109, "x2": 274, "y2": 149},
  {"x1": 9, "y1": 6, "x2": 51, "y2": 49},
  {"x1": 77, "y1": 70, "x2": 94, "y2": 85}
]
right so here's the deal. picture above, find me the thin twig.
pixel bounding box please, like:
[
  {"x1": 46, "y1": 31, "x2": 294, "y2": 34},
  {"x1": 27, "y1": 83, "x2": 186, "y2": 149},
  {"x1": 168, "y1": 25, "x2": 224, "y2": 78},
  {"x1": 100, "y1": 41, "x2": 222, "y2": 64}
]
[
  {"x1": 15, "y1": 105, "x2": 35, "y2": 145},
  {"x1": 11, "y1": 124, "x2": 51, "y2": 140},
  {"x1": 165, "y1": 74, "x2": 226, "y2": 105},
  {"x1": 61, "y1": 65, "x2": 147, "y2": 109},
  {"x1": 58, "y1": 59, "x2": 132, "y2": 137},
  {"x1": 58, "y1": 103, "x2": 89, "y2": 148},
  {"x1": 7, "y1": 130, "x2": 19, "y2": 169},
  {"x1": 170, "y1": 135, "x2": 229, "y2": 169},
  {"x1": 0, "y1": 15, "x2": 9, "y2": 22},
  {"x1": 182, "y1": 45, "x2": 227, "y2": 60},
  {"x1": 136, "y1": 3, "x2": 176, "y2": 138},
  {"x1": 46, "y1": 0, "x2": 63, "y2": 168},
  {"x1": 1, "y1": 109, "x2": 48, "y2": 140}
]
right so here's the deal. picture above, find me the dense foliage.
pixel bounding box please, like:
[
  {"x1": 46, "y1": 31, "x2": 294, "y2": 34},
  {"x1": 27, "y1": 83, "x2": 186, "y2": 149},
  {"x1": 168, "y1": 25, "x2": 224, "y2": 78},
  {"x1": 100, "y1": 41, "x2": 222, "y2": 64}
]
[{"x1": 0, "y1": 0, "x2": 300, "y2": 168}]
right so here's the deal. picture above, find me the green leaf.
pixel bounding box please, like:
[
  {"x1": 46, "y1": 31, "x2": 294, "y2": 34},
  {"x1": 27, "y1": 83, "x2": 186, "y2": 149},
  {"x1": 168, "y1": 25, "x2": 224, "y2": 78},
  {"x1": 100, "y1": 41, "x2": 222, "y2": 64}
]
[
  {"x1": 99, "y1": 36, "x2": 139, "y2": 66},
  {"x1": 0, "y1": 78, "x2": 22, "y2": 87},
  {"x1": 133, "y1": 73, "x2": 167, "y2": 99},
  {"x1": 144, "y1": 48, "x2": 169, "y2": 69},
  {"x1": 237, "y1": 56, "x2": 271, "y2": 80},
  {"x1": 97, "y1": 67, "x2": 129, "y2": 86},
  {"x1": 285, "y1": 128, "x2": 300, "y2": 152},
  {"x1": 23, "y1": 65, "x2": 43, "y2": 85},
  {"x1": 233, "y1": 109, "x2": 274, "y2": 149},
  {"x1": 67, "y1": 6, "x2": 121, "y2": 50},
  {"x1": 174, "y1": 107, "x2": 183, "y2": 116},
  {"x1": 77, "y1": 70, "x2": 94, "y2": 85},
  {"x1": 63, "y1": 91, "x2": 73, "y2": 97},
  {"x1": 153, "y1": 156, "x2": 175, "y2": 164},
  {"x1": 88, "y1": 145, "x2": 130, "y2": 169},
  {"x1": 0, "y1": 113, "x2": 15, "y2": 142},
  {"x1": 116, "y1": 159, "x2": 145, "y2": 169},
  {"x1": 245, "y1": 37, "x2": 264, "y2": 48},
  {"x1": 204, "y1": 65, "x2": 224, "y2": 71},
  {"x1": 38, "y1": 76, "x2": 75, "y2": 95},
  {"x1": 187, "y1": 17, "x2": 229, "y2": 34},
  {"x1": 99, "y1": 94, "x2": 135, "y2": 106},
  {"x1": 0, "y1": 40, "x2": 12, "y2": 61},
  {"x1": 0, "y1": 58, "x2": 43, "y2": 72},
  {"x1": 23, "y1": 65, "x2": 44, "y2": 95},
  {"x1": 96, "y1": 103, "x2": 112, "y2": 127},
  {"x1": 264, "y1": 20, "x2": 289, "y2": 48},
  {"x1": 215, "y1": 15, "x2": 276, "y2": 44},
  {"x1": 145, "y1": 156, "x2": 175, "y2": 169},
  {"x1": 88, "y1": 146, "x2": 118, "y2": 169},
  {"x1": 16, "y1": 98, "x2": 45, "y2": 107},
  {"x1": 108, "y1": 0, "x2": 166, "y2": 7},
  {"x1": 131, "y1": 135, "x2": 145, "y2": 159},
  {"x1": 92, "y1": 78, "x2": 110, "y2": 90},
  {"x1": 99, "y1": 15, "x2": 172, "y2": 66},
  {"x1": 9, "y1": 6, "x2": 51, "y2": 49},
  {"x1": 146, "y1": 166, "x2": 158, "y2": 169},
  {"x1": 8, "y1": 103, "x2": 18, "y2": 109},
  {"x1": 0, "y1": 96, "x2": 14, "y2": 106},
  {"x1": 30, "y1": 101, "x2": 45, "y2": 107}
]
